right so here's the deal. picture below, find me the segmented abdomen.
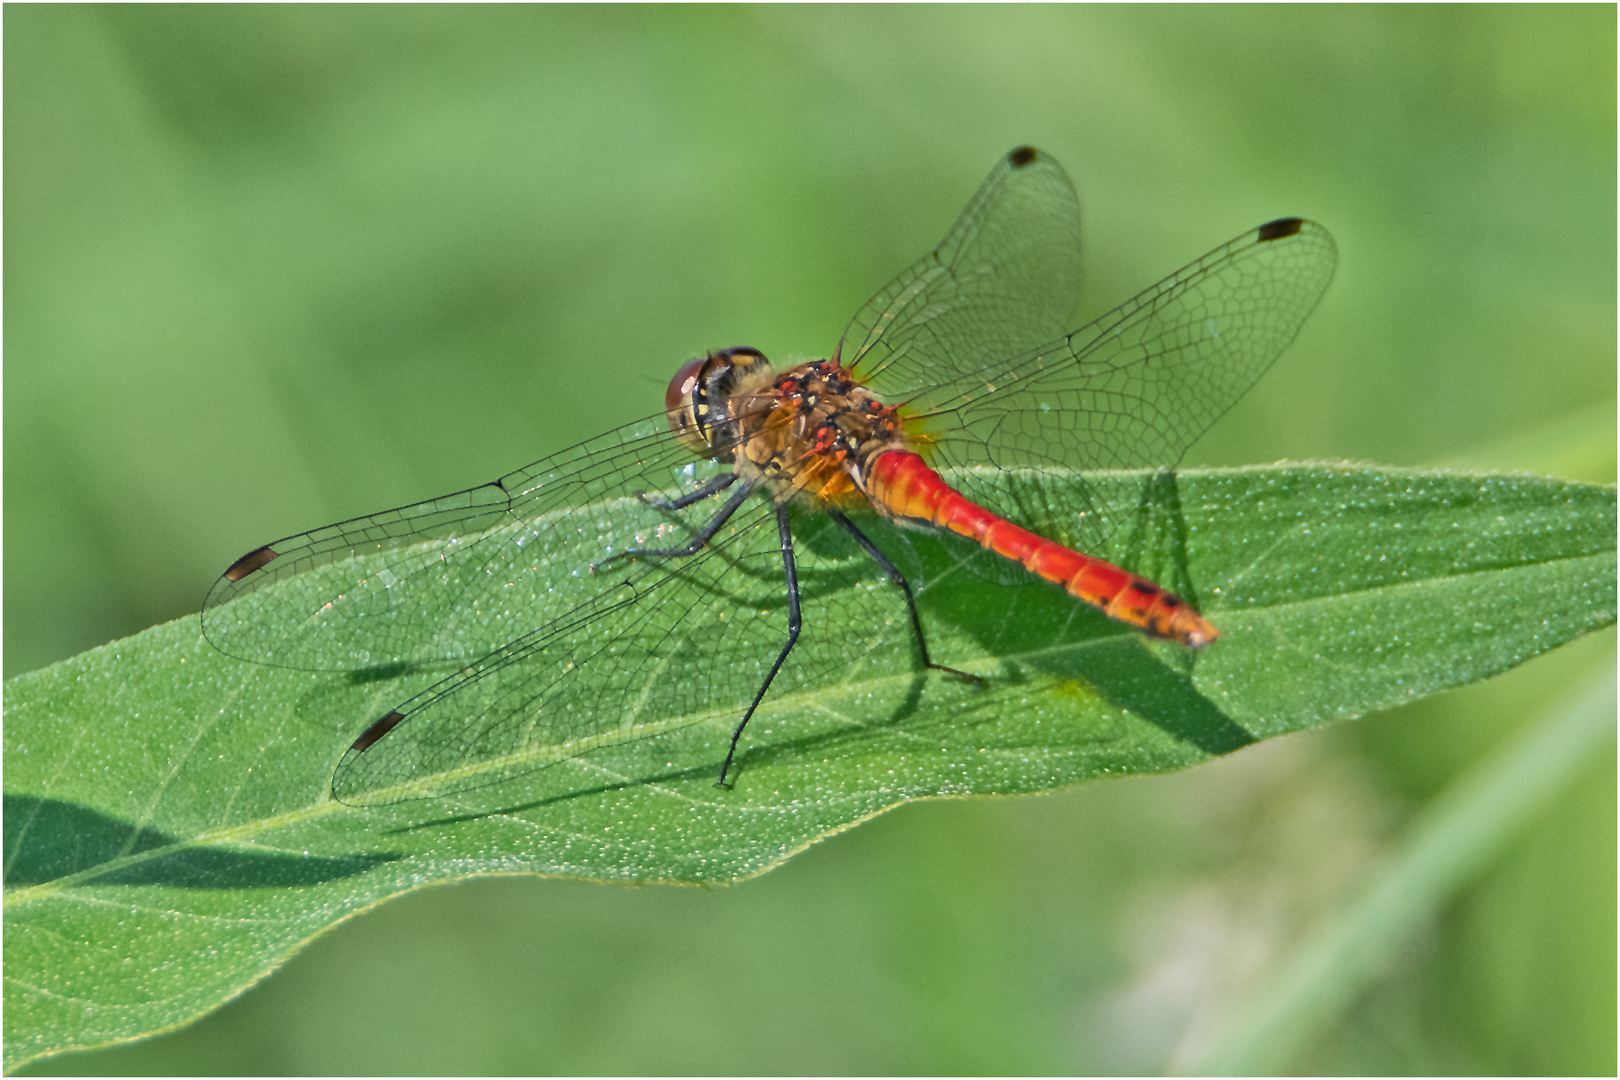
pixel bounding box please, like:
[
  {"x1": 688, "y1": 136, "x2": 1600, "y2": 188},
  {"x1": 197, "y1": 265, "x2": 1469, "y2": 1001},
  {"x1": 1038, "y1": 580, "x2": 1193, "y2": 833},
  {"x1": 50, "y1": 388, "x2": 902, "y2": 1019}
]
[{"x1": 863, "y1": 451, "x2": 1218, "y2": 648}]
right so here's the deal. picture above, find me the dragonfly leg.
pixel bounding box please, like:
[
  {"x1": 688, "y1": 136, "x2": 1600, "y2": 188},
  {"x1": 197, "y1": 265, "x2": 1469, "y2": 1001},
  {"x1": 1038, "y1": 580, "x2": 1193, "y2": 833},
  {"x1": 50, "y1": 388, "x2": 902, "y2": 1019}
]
[
  {"x1": 828, "y1": 509, "x2": 981, "y2": 685},
  {"x1": 592, "y1": 477, "x2": 755, "y2": 572},
  {"x1": 641, "y1": 469, "x2": 737, "y2": 511},
  {"x1": 717, "y1": 500, "x2": 802, "y2": 788}
]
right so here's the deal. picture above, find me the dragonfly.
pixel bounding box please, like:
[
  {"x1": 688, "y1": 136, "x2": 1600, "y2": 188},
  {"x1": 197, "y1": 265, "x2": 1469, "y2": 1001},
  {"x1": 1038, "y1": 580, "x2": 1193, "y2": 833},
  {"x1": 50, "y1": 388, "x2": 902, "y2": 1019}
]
[{"x1": 202, "y1": 146, "x2": 1337, "y2": 807}]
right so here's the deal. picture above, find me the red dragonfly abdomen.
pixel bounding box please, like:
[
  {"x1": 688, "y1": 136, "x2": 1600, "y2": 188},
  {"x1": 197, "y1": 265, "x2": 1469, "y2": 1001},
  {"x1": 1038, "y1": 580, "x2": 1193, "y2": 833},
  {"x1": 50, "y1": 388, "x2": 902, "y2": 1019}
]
[{"x1": 863, "y1": 451, "x2": 1218, "y2": 648}]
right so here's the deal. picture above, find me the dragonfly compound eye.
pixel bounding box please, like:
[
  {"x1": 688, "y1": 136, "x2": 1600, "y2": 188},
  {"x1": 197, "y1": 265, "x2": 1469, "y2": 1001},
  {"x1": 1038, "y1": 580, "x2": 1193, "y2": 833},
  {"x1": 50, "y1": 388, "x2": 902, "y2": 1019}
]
[{"x1": 665, "y1": 355, "x2": 711, "y2": 452}]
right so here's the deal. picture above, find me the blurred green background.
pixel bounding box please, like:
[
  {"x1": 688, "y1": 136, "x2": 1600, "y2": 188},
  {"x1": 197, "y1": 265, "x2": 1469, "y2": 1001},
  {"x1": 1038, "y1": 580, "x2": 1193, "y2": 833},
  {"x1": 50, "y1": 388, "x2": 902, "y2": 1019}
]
[{"x1": 6, "y1": 6, "x2": 1613, "y2": 1074}]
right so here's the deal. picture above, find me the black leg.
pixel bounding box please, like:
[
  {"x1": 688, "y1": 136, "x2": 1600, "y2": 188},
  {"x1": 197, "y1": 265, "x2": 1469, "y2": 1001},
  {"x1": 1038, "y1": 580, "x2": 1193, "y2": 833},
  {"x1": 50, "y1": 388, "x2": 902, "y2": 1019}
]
[
  {"x1": 828, "y1": 509, "x2": 981, "y2": 684},
  {"x1": 716, "y1": 500, "x2": 803, "y2": 788},
  {"x1": 644, "y1": 469, "x2": 737, "y2": 511},
  {"x1": 592, "y1": 476, "x2": 756, "y2": 573}
]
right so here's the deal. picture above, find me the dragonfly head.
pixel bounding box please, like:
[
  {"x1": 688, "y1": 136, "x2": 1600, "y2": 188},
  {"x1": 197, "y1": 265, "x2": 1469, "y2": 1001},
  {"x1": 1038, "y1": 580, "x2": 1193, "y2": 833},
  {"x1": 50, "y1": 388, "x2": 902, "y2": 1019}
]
[{"x1": 666, "y1": 347, "x2": 769, "y2": 455}]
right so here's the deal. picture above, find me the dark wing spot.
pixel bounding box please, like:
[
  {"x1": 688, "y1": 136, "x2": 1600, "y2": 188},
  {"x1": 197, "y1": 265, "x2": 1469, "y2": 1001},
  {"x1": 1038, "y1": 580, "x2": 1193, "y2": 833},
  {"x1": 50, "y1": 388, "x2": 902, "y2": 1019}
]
[
  {"x1": 223, "y1": 546, "x2": 278, "y2": 582},
  {"x1": 1008, "y1": 146, "x2": 1038, "y2": 167},
  {"x1": 350, "y1": 711, "x2": 407, "y2": 753},
  {"x1": 1257, "y1": 217, "x2": 1305, "y2": 242}
]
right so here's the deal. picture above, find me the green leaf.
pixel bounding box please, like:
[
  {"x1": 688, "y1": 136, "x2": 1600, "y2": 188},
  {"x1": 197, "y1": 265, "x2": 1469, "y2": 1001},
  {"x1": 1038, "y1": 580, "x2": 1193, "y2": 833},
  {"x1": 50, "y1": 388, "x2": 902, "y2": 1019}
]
[{"x1": 4, "y1": 463, "x2": 1614, "y2": 1070}]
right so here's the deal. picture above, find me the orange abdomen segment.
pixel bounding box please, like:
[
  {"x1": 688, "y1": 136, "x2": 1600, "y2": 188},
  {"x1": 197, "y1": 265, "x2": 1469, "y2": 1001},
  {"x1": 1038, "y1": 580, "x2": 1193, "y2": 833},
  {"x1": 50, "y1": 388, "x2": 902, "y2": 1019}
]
[{"x1": 865, "y1": 451, "x2": 1218, "y2": 648}]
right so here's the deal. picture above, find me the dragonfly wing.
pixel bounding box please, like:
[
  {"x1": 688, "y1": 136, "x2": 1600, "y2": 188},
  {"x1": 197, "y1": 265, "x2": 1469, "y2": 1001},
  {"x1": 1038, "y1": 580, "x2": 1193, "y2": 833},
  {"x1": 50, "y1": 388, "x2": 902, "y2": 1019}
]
[
  {"x1": 917, "y1": 218, "x2": 1339, "y2": 477},
  {"x1": 895, "y1": 217, "x2": 1338, "y2": 566},
  {"x1": 328, "y1": 494, "x2": 787, "y2": 806},
  {"x1": 202, "y1": 416, "x2": 716, "y2": 672},
  {"x1": 329, "y1": 499, "x2": 914, "y2": 807},
  {"x1": 838, "y1": 146, "x2": 1084, "y2": 389}
]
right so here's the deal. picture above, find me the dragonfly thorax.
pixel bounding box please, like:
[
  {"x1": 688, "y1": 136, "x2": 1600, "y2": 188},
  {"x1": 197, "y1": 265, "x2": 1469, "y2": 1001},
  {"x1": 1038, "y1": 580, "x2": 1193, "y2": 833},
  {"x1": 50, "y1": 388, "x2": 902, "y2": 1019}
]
[{"x1": 665, "y1": 348, "x2": 912, "y2": 506}]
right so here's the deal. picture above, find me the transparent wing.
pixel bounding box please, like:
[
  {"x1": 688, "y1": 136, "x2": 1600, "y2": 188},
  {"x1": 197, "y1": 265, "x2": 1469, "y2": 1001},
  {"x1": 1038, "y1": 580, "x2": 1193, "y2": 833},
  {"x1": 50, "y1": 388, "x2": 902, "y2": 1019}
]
[
  {"x1": 910, "y1": 217, "x2": 1339, "y2": 478},
  {"x1": 327, "y1": 494, "x2": 778, "y2": 806},
  {"x1": 202, "y1": 416, "x2": 718, "y2": 672},
  {"x1": 327, "y1": 502, "x2": 911, "y2": 808},
  {"x1": 838, "y1": 145, "x2": 1084, "y2": 385},
  {"x1": 840, "y1": 147, "x2": 1335, "y2": 502}
]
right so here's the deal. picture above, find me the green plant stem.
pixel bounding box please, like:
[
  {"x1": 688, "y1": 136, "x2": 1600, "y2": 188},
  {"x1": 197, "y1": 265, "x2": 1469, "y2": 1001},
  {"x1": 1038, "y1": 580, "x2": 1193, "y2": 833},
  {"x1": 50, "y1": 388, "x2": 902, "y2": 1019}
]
[{"x1": 1191, "y1": 666, "x2": 1617, "y2": 1075}]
